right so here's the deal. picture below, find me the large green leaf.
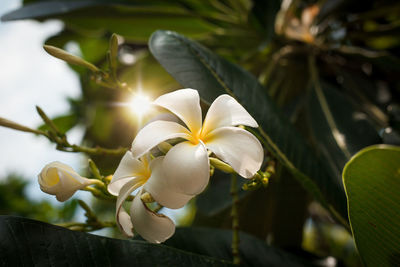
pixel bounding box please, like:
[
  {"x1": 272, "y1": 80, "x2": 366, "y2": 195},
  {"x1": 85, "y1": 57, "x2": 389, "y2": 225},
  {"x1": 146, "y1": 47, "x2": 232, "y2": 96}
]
[
  {"x1": 196, "y1": 170, "x2": 247, "y2": 217},
  {"x1": 166, "y1": 227, "x2": 313, "y2": 267},
  {"x1": 149, "y1": 30, "x2": 347, "y2": 221},
  {"x1": 343, "y1": 145, "x2": 400, "y2": 267},
  {"x1": 0, "y1": 216, "x2": 312, "y2": 266},
  {"x1": 1, "y1": 0, "x2": 102, "y2": 20},
  {"x1": 1, "y1": 1, "x2": 215, "y2": 42},
  {"x1": 0, "y1": 216, "x2": 231, "y2": 266}
]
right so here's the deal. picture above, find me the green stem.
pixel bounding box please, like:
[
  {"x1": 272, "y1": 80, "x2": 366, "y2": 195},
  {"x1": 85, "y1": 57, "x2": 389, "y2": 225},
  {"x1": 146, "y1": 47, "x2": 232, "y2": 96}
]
[
  {"x1": 57, "y1": 200, "x2": 116, "y2": 232},
  {"x1": 36, "y1": 106, "x2": 63, "y2": 136},
  {"x1": 57, "y1": 221, "x2": 116, "y2": 232},
  {"x1": 78, "y1": 200, "x2": 97, "y2": 221},
  {"x1": 0, "y1": 117, "x2": 49, "y2": 137},
  {"x1": 230, "y1": 174, "x2": 240, "y2": 265},
  {"x1": 0, "y1": 115, "x2": 128, "y2": 157},
  {"x1": 82, "y1": 186, "x2": 115, "y2": 201},
  {"x1": 308, "y1": 53, "x2": 351, "y2": 158},
  {"x1": 88, "y1": 159, "x2": 103, "y2": 180},
  {"x1": 67, "y1": 144, "x2": 128, "y2": 156}
]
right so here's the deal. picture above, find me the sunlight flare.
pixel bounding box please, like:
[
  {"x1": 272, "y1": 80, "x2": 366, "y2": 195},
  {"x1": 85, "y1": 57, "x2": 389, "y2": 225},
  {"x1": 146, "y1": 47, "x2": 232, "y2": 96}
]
[{"x1": 129, "y1": 93, "x2": 152, "y2": 117}]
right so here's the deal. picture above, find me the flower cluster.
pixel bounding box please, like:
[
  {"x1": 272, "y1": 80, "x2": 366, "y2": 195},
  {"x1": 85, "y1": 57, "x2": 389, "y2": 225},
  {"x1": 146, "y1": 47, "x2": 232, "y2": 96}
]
[
  {"x1": 108, "y1": 89, "x2": 263, "y2": 242},
  {"x1": 37, "y1": 88, "x2": 264, "y2": 243}
]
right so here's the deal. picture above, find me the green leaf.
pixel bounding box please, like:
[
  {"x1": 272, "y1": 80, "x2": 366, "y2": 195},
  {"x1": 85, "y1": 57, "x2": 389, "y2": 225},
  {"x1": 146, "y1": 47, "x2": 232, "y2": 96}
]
[
  {"x1": 308, "y1": 82, "x2": 381, "y2": 180},
  {"x1": 149, "y1": 30, "x2": 348, "y2": 221},
  {"x1": 0, "y1": 216, "x2": 231, "y2": 266},
  {"x1": 343, "y1": 145, "x2": 400, "y2": 267},
  {"x1": 195, "y1": 169, "x2": 252, "y2": 217},
  {"x1": 1, "y1": 1, "x2": 216, "y2": 42},
  {"x1": 166, "y1": 227, "x2": 314, "y2": 267},
  {"x1": 1, "y1": 1, "x2": 100, "y2": 21},
  {"x1": 38, "y1": 113, "x2": 78, "y2": 134},
  {"x1": 0, "y1": 216, "x2": 313, "y2": 266}
]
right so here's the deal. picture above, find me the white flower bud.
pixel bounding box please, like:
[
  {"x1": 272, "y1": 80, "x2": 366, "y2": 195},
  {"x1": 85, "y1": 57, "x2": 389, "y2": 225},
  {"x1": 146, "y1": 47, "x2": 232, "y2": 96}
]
[{"x1": 38, "y1": 162, "x2": 91, "y2": 202}]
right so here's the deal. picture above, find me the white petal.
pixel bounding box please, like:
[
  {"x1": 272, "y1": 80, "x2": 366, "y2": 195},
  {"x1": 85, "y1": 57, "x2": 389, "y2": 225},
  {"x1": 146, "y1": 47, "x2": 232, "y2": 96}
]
[
  {"x1": 117, "y1": 210, "x2": 134, "y2": 237},
  {"x1": 202, "y1": 94, "x2": 258, "y2": 136},
  {"x1": 115, "y1": 178, "x2": 143, "y2": 237},
  {"x1": 204, "y1": 127, "x2": 263, "y2": 178},
  {"x1": 108, "y1": 151, "x2": 147, "y2": 196},
  {"x1": 38, "y1": 164, "x2": 91, "y2": 202},
  {"x1": 55, "y1": 169, "x2": 91, "y2": 201},
  {"x1": 143, "y1": 112, "x2": 182, "y2": 127},
  {"x1": 154, "y1": 89, "x2": 202, "y2": 134},
  {"x1": 131, "y1": 120, "x2": 191, "y2": 158},
  {"x1": 163, "y1": 141, "x2": 210, "y2": 195},
  {"x1": 130, "y1": 189, "x2": 175, "y2": 243},
  {"x1": 144, "y1": 157, "x2": 193, "y2": 209},
  {"x1": 48, "y1": 161, "x2": 76, "y2": 173}
]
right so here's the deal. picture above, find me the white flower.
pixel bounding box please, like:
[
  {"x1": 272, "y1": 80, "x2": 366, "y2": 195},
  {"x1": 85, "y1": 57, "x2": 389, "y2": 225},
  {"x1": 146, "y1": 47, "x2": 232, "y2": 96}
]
[
  {"x1": 131, "y1": 89, "x2": 263, "y2": 196},
  {"x1": 38, "y1": 161, "x2": 93, "y2": 202},
  {"x1": 108, "y1": 151, "x2": 192, "y2": 243}
]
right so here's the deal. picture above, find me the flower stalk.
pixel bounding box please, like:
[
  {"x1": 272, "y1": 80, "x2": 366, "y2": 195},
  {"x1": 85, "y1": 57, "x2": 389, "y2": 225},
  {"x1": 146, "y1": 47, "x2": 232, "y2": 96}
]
[
  {"x1": 0, "y1": 109, "x2": 128, "y2": 157},
  {"x1": 230, "y1": 174, "x2": 240, "y2": 265},
  {"x1": 57, "y1": 200, "x2": 116, "y2": 232}
]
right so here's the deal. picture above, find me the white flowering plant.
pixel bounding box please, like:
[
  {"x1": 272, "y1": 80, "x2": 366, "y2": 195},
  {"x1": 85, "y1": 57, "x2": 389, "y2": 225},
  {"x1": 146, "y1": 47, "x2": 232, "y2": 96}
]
[{"x1": 1, "y1": 1, "x2": 400, "y2": 266}]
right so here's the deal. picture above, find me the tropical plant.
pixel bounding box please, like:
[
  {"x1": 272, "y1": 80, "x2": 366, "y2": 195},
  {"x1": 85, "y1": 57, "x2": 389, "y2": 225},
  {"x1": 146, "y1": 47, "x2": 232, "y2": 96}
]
[{"x1": 1, "y1": 0, "x2": 399, "y2": 266}]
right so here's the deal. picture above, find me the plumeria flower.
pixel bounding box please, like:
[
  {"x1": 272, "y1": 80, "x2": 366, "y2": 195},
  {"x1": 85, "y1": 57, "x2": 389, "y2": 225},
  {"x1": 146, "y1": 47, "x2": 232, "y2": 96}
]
[
  {"x1": 132, "y1": 89, "x2": 263, "y2": 196},
  {"x1": 108, "y1": 151, "x2": 192, "y2": 243},
  {"x1": 38, "y1": 161, "x2": 98, "y2": 202}
]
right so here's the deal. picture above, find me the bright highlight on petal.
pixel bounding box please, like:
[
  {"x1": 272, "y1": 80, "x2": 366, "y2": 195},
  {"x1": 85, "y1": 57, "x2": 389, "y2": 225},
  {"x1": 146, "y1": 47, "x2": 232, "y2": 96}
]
[
  {"x1": 205, "y1": 127, "x2": 264, "y2": 178},
  {"x1": 163, "y1": 141, "x2": 210, "y2": 195},
  {"x1": 154, "y1": 89, "x2": 202, "y2": 133},
  {"x1": 144, "y1": 157, "x2": 193, "y2": 209},
  {"x1": 129, "y1": 93, "x2": 152, "y2": 117}
]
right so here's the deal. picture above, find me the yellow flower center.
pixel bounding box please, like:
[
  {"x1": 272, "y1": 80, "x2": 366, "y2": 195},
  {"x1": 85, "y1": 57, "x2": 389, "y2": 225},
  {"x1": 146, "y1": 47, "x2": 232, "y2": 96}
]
[{"x1": 188, "y1": 128, "x2": 208, "y2": 145}]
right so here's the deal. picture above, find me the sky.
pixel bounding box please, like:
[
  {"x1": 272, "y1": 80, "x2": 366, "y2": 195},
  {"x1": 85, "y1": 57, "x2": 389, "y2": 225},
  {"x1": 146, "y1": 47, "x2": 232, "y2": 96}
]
[
  {"x1": 0, "y1": 0, "x2": 187, "y2": 224},
  {"x1": 0, "y1": 0, "x2": 83, "y2": 198}
]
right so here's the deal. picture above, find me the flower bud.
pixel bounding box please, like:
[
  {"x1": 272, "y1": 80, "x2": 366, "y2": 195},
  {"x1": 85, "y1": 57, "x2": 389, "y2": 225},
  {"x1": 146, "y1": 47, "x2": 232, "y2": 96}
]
[
  {"x1": 43, "y1": 45, "x2": 100, "y2": 72},
  {"x1": 209, "y1": 157, "x2": 234, "y2": 173},
  {"x1": 38, "y1": 162, "x2": 91, "y2": 202}
]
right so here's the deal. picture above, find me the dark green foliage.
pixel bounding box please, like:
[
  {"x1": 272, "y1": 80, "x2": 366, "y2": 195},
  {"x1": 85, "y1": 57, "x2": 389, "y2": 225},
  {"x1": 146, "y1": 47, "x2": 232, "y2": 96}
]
[
  {"x1": 0, "y1": 216, "x2": 314, "y2": 266},
  {"x1": 1, "y1": 0, "x2": 400, "y2": 266}
]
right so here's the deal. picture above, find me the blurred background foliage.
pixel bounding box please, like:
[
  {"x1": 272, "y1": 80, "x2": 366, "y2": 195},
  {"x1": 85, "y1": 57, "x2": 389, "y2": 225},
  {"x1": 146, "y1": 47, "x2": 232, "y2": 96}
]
[{"x1": 2, "y1": 0, "x2": 400, "y2": 266}]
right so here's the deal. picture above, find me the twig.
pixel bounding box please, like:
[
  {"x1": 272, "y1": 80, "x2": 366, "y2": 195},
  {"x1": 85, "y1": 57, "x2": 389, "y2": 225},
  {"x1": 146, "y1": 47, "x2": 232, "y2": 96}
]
[{"x1": 230, "y1": 174, "x2": 240, "y2": 265}]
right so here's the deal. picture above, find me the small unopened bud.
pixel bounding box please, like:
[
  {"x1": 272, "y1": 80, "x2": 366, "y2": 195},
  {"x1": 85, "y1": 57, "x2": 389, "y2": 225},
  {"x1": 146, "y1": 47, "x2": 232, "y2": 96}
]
[
  {"x1": 157, "y1": 142, "x2": 172, "y2": 154},
  {"x1": 109, "y1": 34, "x2": 119, "y2": 70},
  {"x1": 0, "y1": 117, "x2": 44, "y2": 135},
  {"x1": 209, "y1": 157, "x2": 234, "y2": 173},
  {"x1": 242, "y1": 180, "x2": 261, "y2": 191},
  {"x1": 266, "y1": 160, "x2": 276, "y2": 175},
  {"x1": 104, "y1": 175, "x2": 113, "y2": 183},
  {"x1": 44, "y1": 45, "x2": 100, "y2": 72},
  {"x1": 140, "y1": 192, "x2": 155, "y2": 203}
]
